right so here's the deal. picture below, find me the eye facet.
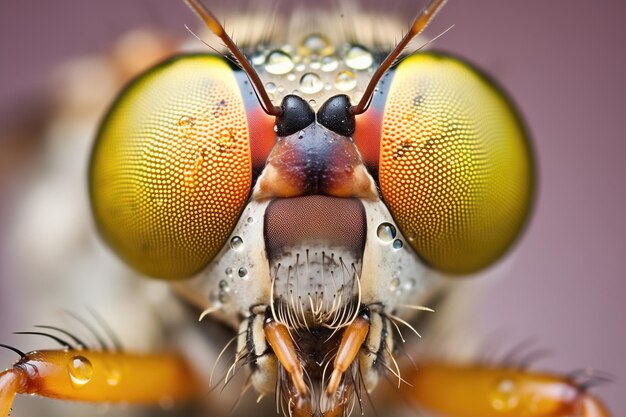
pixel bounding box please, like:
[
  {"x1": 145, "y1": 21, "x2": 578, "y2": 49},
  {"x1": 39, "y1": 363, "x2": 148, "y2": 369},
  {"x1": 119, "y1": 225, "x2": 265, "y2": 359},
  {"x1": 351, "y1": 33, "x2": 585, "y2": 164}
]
[
  {"x1": 378, "y1": 53, "x2": 534, "y2": 275},
  {"x1": 90, "y1": 55, "x2": 252, "y2": 280}
]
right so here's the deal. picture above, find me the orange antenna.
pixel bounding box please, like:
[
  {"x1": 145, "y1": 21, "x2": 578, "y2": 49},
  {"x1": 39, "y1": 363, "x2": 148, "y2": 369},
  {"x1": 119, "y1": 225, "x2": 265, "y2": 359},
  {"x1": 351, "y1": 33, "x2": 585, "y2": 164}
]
[
  {"x1": 350, "y1": 0, "x2": 447, "y2": 115},
  {"x1": 185, "y1": 0, "x2": 283, "y2": 116}
]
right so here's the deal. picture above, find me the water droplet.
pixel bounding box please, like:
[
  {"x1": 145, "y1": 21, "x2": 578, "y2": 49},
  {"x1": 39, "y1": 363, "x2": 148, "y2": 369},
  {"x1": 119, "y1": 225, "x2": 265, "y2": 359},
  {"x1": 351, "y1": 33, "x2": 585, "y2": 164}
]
[
  {"x1": 408, "y1": 232, "x2": 417, "y2": 242},
  {"x1": 287, "y1": 73, "x2": 297, "y2": 82},
  {"x1": 229, "y1": 236, "x2": 244, "y2": 251},
  {"x1": 246, "y1": 216, "x2": 254, "y2": 224},
  {"x1": 345, "y1": 45, "x2": 374, "y2": 70},
  {"x1": 177, "y1": 115, "x2": 196, "y2": 126},
  {"x1": 377, "y1": 222, "x2": 397, "y2": 242},
  {"x1": 404, "y1": 278, "x2": 416, "y2": 290},
  {"x1": 219, "y1": 293, "x2": 231, "y2": 303},
  {"x1": 218, "y1": 128, "x2": 234, "y2": 148},
  {"x1": 335, "y1": 70, "x2": 357, "y2": 91},
  {"x1": 159, "y1": 396, "x2": 174, "y2": 410},
  {"x1": 238, "y1": 267, "x2": 248, "y2": 279},
  {"x1": 490, "y1": 379, "x2": 520, "y2": 412},
  {"x1": 308, "y1": 99, "x2": 317, "y2": 107},
  {"x1": 265, "y1": 50, "x2": 294, "y2": 75},
  {"x1": 251, "y1": 51, "x2": 266, "y2": 65},
  {"x1": 225, "y1": 267, "x2": 233, "y2": 276},
  {"x1": 105, "y1": 365, "x2": 122, "y2": 386},
  {"x1": 295, "y1": 63, "x2": 306, "y2": 72},
  {"x1": 320, "y1": 55, "x2": 339, "y2": 72},
  {"x1": 68, "y1": 356, "x2": 93, "y2": 388},
  {"x1": 218, "y1": 280, "x2": 232, "y2": 303},
  {"x1": 219, "y1": 280, "x2": 230, "y2": 292},
  {"x1": 393, "y1": 239, "x2": 403, "y2": 249},
  {"x1": 299, "y1": 73, "x2": 324, "y2": 94},
  {"x1": 265, "y1": 82, "x2": 277, "y2": 94},
  {"x1": 389, "y1": 277, "x2": 400, "y2": 291},
  {"x1": 299, "y1": 34, "x2": 333, "y2": 55}
]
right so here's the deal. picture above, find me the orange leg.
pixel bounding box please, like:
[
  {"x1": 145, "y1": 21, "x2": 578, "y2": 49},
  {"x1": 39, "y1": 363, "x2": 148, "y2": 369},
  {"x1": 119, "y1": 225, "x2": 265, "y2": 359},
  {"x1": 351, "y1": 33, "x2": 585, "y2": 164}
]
[
  {"x1": 0, "y1": 348, "x2": 201, "y2": 417},
  {"x1": 401, "y1": 362, "x2": 612, "y2": 417}
]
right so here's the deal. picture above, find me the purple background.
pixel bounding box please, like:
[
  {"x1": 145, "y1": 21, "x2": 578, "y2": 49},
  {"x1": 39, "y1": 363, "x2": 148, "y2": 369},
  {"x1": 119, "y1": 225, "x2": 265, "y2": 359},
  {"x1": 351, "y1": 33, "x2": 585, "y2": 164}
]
[{"x1": 1, "y1": 0, "x2": 623, "y2": 414}]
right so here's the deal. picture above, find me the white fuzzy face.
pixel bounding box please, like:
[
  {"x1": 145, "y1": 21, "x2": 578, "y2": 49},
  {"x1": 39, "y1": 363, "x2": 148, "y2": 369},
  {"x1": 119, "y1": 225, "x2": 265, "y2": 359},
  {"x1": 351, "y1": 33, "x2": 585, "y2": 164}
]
[{"x1": 180, "y1": 194, "x2": 444, "y2": 328}]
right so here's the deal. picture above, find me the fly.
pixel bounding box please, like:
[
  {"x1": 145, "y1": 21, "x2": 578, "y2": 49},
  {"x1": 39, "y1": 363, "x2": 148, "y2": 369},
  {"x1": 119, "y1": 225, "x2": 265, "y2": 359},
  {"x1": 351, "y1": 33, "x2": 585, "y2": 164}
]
[{"x1": 0, "y1": 1, "x2": 612, "y2": 417}]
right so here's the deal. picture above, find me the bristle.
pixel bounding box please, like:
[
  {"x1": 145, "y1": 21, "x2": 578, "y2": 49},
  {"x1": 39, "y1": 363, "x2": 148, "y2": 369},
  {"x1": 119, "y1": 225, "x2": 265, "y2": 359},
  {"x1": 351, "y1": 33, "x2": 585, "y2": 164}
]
[
  {"x1": 64, "y1": 310, "x2": 110, "y2": 351},
  {"x1": 270, "y1": 251, "x2": 362, "y2": 331},
  {"x1": 34, "y1": 325, "x2": 88, "y2": 350},
  {"x1": 13, "y1": 331, "x2": 73, "y2": 349},
  {"x1": 0, "y1": 344, "x2": 26, "y2": 358}
]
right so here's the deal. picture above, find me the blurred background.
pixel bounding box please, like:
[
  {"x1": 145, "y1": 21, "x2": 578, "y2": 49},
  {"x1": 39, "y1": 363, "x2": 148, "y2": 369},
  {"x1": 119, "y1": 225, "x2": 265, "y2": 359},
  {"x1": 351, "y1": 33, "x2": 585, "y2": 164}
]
[{"x1": 0, "y1": 0, "x2": 623, "y2": 415}]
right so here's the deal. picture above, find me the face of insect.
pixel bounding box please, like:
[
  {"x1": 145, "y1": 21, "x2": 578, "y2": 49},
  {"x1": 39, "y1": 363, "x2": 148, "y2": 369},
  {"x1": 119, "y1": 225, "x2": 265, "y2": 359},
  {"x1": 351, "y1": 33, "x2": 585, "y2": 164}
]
[{"x1": 88, "y1": 2, "x2": 534, "y2": 416}]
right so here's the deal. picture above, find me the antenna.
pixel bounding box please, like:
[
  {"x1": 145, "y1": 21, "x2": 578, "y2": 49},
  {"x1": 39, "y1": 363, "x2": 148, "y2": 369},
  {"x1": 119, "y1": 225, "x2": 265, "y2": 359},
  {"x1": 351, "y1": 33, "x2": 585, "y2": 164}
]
[
  {"x1": 185, "y1": 0, "x2": 283, "y2": 116},
  {"x1": 350, "y1": 0, "x2": 447, "y2": 115}
]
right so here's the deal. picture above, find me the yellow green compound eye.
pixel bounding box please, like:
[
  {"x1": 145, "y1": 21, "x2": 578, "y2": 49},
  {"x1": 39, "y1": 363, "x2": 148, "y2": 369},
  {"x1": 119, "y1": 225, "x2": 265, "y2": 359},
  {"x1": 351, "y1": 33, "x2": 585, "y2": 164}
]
[
  {"x1": 379, "y1": 53, "x2": 534, "y2": 275},
  {"x1": 90, "y1": 55, "x2": 252, "y2": 280}
]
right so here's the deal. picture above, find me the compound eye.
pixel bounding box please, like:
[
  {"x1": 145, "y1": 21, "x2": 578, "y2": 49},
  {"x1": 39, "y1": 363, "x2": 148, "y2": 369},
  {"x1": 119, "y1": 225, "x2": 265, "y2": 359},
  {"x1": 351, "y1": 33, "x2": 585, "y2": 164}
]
[
  {"x1": 379, "y1": 53, "x2": 534, "y2": 275},
  {"x1": 90, "y1": 55, "x2": 252, "y2": 279}
]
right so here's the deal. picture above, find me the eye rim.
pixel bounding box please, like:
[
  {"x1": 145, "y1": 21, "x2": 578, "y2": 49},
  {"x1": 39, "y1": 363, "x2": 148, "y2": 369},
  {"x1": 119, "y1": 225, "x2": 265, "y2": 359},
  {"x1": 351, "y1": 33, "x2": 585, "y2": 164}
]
[
  {"x1": 89, "y1": 53, "x2": 254, "y2": 280},
  {"x1": 377, "y1": 51, "x2": 537, "y2": 276}
]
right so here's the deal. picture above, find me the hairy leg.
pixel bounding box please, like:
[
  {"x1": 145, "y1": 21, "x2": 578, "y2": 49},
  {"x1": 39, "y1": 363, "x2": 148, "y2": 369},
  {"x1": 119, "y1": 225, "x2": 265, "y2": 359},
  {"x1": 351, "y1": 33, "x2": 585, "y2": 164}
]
[
  {"x1": 400, "y1": 361, "x2": 611, "y2": 417},
  {"x1": 0, "y1": 349, "x2": 201, "y2": 417}
]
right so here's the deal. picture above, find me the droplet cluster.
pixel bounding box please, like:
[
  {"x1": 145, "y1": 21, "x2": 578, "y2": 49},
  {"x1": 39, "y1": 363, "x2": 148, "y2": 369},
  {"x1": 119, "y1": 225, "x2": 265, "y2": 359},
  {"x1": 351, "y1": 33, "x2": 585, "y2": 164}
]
[
  {"x1": 210, "y1": 227, "x2": 254, "y2": 307},
  {"x1": 249, "y1": 34, "x2": 378, "y2": 107}
]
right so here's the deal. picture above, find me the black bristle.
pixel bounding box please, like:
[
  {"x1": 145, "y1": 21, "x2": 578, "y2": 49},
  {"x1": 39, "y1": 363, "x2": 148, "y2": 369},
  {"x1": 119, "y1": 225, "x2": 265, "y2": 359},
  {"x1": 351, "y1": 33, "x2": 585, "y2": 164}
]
[
  {"x1": 34, "y1": 325, "x2": 88, "y2": 350},
  {"x1": 87, "y1": 307, "x2": 123, "y2": 351},
  {"x1": 0, "y1": 343, "x2": 26, "y2": 358},
  {"x1": 64, "y1": 310, "x2": 110, "y2": 351},
  {"x1": 13, "y1": 331, "x2": 72, "y2": 349}
]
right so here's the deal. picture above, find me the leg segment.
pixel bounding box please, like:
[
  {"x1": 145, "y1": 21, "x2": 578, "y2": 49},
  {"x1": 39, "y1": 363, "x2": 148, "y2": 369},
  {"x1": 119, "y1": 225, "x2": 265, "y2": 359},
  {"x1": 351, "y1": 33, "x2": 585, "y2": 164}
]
[
  {"x1": 401, "y1": 362, "x2": 612, "y2": 417},
  {"x1": 264, "y1": 318, "x2": 309, "y2": 397},
  {"x1": 0, "y1": 371, "x2": 20, "y2": 417},
  {"x1": 326, "y1": 314, "x2": 370, "y2": 395},
  {"x1": 0, "y1": 349, "x2": 201, "y2": 417}
]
